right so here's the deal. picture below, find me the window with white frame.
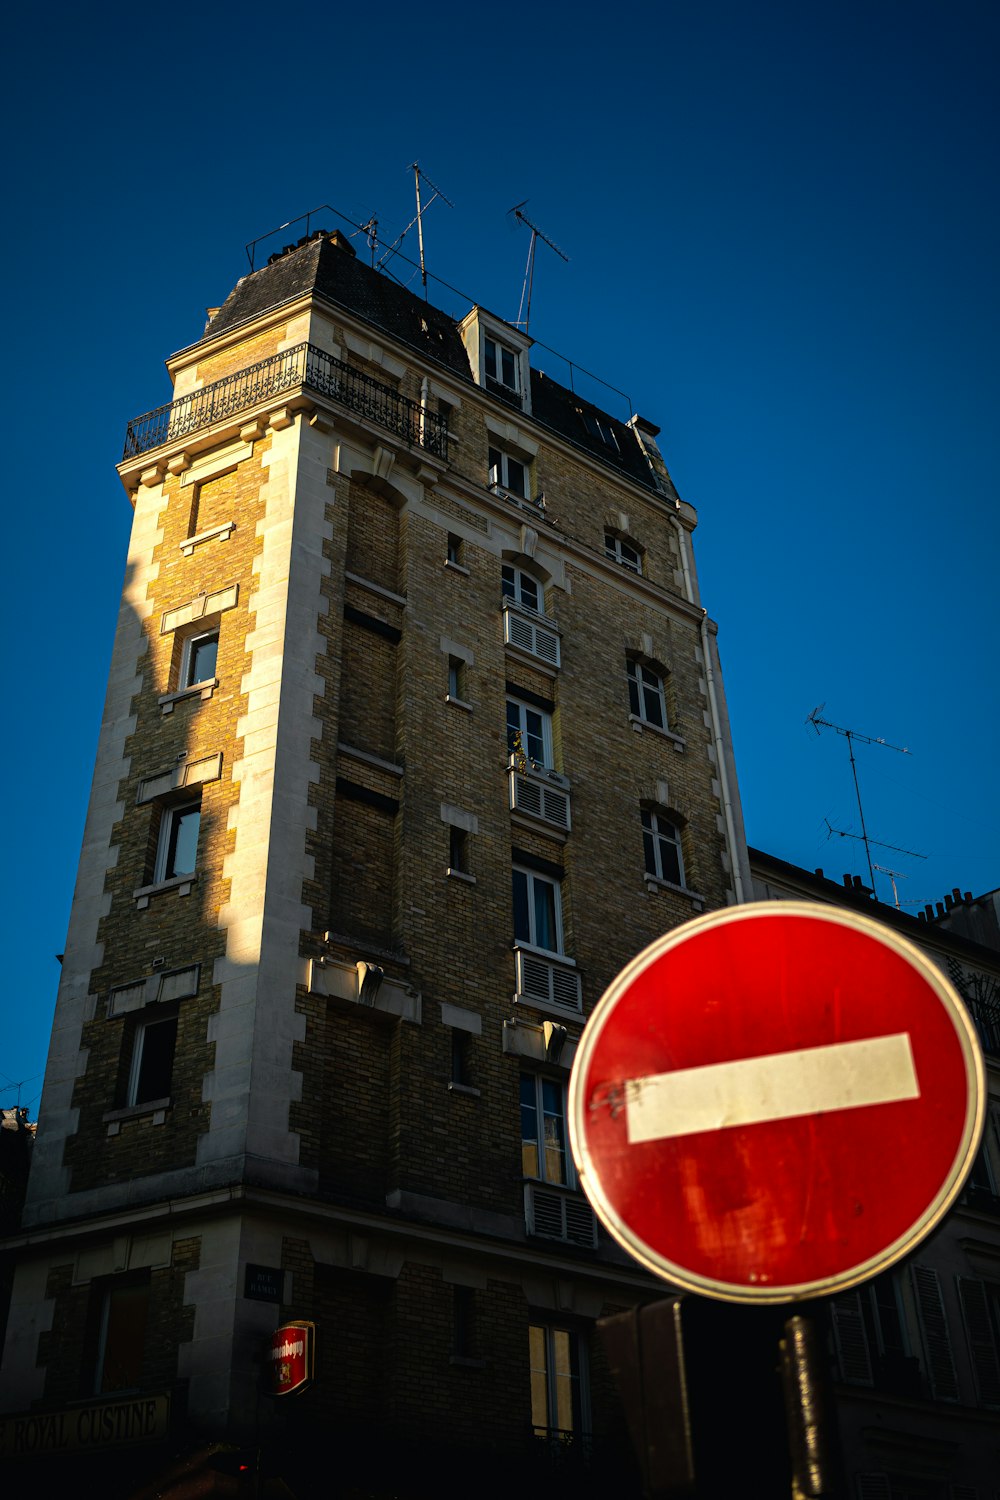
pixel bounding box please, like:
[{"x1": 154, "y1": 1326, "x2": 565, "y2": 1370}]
[
  {"x1": 507, "y1": 697, "x2": 554, "y2": 769},
  {"x1": 521, "y1": 1073, "x2": 571, "y2": 1187},
  {"x1": 627, "y1": 658, "x2": 667, "y2": 730},
  {"x1": 127, "y1": 1010, "x2": 178, "y2": 1107},
  {"x1": 488, "y1": 446, "x2": 528, "y2": 498},
  {"x1": 93, "y1": 1278, "x2": 150, "y2": 1395},
  {"x1": 642, "y1": 809, "x2": 685, "y2": 887},
  {"x1": 484, "y1": 335, "x2": 519, "y2": 394},
  {"x1": 181, "y1": 629, "x2": 219, "y2": 688},
  {"x1": 153, "y1": 799, "x2": 201, "y2": 884},
  {"x1": 512, "y1": 866, "x2": 564, "y2": 955},
  {"x1": 528, "y1": 1324, "x2": 587, "y2": 1442},
  {"x1": 605, "y1": 532, "x2": 642, "y2": 573},
  {"x1": 501, "y1": 564, "x2": 543, "y2": 615}
]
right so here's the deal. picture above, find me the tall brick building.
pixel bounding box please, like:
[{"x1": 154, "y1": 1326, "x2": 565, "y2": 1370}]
[{"x1": 0, "y1": 227, "x2": 750, "y2": 1494}]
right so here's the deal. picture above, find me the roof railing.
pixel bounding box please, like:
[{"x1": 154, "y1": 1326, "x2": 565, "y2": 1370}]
[{"x1": 123, "y1": 343, "x2": 448, "y2": 462}]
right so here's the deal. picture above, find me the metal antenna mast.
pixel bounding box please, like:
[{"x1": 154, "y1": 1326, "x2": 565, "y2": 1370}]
[
  {"x1": 395, "y1": 163, "x2": 455, "y2": 295},
  {"x1": 509, "y1": 202, "x2": 568, "y2": 333},
  {"x1": 872, "y1": 863, "x2": 927, "y2": 910},
  {"x1": 807, "y1": 706, "x2": 917, "y2": 896}
]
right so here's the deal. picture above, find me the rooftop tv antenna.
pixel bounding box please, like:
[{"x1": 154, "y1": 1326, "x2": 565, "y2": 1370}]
[
  {"x1": 808, "y1": 705, "x2": 922, "y2": 896},
  {"x1": 379, "y1": 165, "x2": 454, "y2": 294},
  {"x1": 872, "y1": 863, "x2": 926, "y2": 910},
  {"x1": 509, "y1": 202, "x2": 569, "y2": 334}
]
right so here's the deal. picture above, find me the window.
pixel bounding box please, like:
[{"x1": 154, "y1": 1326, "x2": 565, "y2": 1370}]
[
  {"x1": 153, "y1": 799, "x2": 201, "y2": 883},
  {"x1": 448, "y1": 825, "x2": 469, "y2": 874},
  {"x1": 831, "y1": 1275, "x2": 920, "y2": 1396},
  {"x1": 127, "y1": 1010, "x2": 178, "y2": 1106},
  {"x1": 581, "y1": 411, "x2": 619, "y2": 450},
  {"x1": 446, "y1": 532, "x2": 463, "y2": 566},
  {"x1": 488, "y1": 446, "x2": 527, "y2": 498},
  {"x1": 605, "y1": 532, "x2": 642, "y2": 573},
  {"x1": 447, "y1": 656, "x2": 464, "y2": 700},
  {"x1": 627, "y1": 658, "x2": 667, "y2": 730},
  {"x1": 513, "y1": 866, "x2": 563, "y2": 955},
  {"x1": 501, "y1": 564, "x2": 542, "y2": 614},
  {"x1": 181, "y1": 629, "x2": 219, "y2": 688},
  {"x1": 507, "y1": 697, "x2": 553, "y2": 769},
  {"x1": 93, "y1": 1278, "x2": 150, "y2": 1394},
  {"x1": 957, "y1": 1276, "x2": 1000, "y2": 1408},
  {"x1": 453, "y1": 1285, "x2": 476, "y2": 1358},
  {"x1": 643, "y1": 810, "x2": 685, "y2": 887},
  {"x1": 451, "y1": 1028, "x2": 472, "y2": 1087},
  {"x1": 521, "y1": 1074, "x2": 571, "y2": 1186},
  {"x1": 484, "y1": 336, "x2": 519, "y2": 392},
  {"x1": 529, "y1": 1325, "x2": 586, "y2": 1442}
]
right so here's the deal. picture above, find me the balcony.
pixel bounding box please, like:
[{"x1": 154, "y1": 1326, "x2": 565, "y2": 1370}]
[
  {"x1": 123, "y1": 343, "x2": 449, "y2": 462},
  {"x1": 967, "y1": 993, "x2": 1000, "y2": 1057}
]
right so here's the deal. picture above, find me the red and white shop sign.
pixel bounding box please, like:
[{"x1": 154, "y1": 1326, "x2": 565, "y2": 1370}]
[{"x1": 269, "y1": 1320, "x2": 315, "y2": 1396}]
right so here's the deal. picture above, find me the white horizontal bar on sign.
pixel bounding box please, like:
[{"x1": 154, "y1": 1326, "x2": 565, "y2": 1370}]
[{"x1": 625, "y1": 1033, "x2": 919, "y2": 1145}]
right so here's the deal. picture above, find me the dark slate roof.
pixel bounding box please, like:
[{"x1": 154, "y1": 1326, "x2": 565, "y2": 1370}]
[
  {"x1": 203, "y1": 234, "x2": 474, "y2": 383},
  {"x1": 201, "y1": 233, "x2": 661, "y2": 493},
  {"x1": 529, "y1": 371, "x2": 655, "y2": 491}
]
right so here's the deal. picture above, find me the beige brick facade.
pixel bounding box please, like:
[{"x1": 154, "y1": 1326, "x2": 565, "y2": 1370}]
[{"x1": 0, "y1": 231, "x2": 750, "y2": 1496}]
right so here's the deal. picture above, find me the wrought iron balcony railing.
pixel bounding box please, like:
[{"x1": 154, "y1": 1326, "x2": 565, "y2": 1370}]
[{"x1": 123, "y1": 343, "x2": 449, "y2": 462}]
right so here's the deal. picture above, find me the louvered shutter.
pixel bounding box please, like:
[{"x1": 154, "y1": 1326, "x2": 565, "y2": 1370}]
[
  {"x1": 957, "y1": 1277, "x2": 1000, "y2": 1408},
  {"x1": 830, "y1": 1290, "x2": 874, "y2": 1385},
  {"x1": 911, "y1": 1263, "x2": 959, "y2": 1401}
]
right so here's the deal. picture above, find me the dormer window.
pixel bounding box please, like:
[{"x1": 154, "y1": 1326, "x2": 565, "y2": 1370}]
[
  {"x1": 485, "y1": 337, "x2": 519, "y2": 393},
  {"x1": 457, "y1": 308, "x2": 532, "y2": 416},
  {"x1": 582, "y1": 411, "x2": 619, "y2": 451}
]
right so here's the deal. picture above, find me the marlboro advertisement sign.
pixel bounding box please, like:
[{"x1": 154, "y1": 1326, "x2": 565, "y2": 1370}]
[{"x1": 269, "y1": 1321, "x2": 315, "y2": 1396}]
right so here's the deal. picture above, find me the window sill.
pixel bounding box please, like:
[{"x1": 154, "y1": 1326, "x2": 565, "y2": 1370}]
[
  {"x1": 180, "y1": 520, "x2": 235, "y2": 556},
  {"x1": 644, "y1": 875, "x2": 705, "y2": 910},
  {"x1": 512, "y1": 942, "x2": 576, "y2": 968},
  {"x1": 133, "y1": 873, "x2": 198, "y2": 909},
  {"x1": 446, "y1": 867, "x2": 476, "y2": 884},
  {"x1": 344, "y1": 570, "x2": 408, "y2": 607},
  {"x1": 628, "y1": 715, "x2": 686, "y2": 750},
  {"x1": 104, "y1": 1098, "x2": 171, "y2": 1134},
  {"x1": 449, "y1": 1355, "x2": 486, "y2": 1369},
  {"x1": 445, "y1": 694, "x2": 473, "y2": 712},
  {"x1": 159, "y1": 678, "x2": 218, "y2": 714},
  {"x1": 447, "y1": 1082, "x2": 481, "y2": 1098},
  {"x1": 444, "y1": 559, "x2": 470, "y2": 577}
]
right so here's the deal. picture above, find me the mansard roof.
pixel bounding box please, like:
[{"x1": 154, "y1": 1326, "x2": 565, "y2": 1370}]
[{"x1": 201, "y1": 232, "x2": 668, "y2": 494}]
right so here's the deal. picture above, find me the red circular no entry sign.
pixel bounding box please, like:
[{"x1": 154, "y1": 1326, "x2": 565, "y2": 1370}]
[{"x1": 568, "y1": 903, "x2": 985, "y2": 1303}]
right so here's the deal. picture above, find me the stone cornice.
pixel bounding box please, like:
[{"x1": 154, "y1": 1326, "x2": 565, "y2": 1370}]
[
  {"x1": 423, "y1": 472, "x2": 709, "y2": 629},
  {"x1": 2, "y1": 1182, "x2": 664, "y2": 1297}
]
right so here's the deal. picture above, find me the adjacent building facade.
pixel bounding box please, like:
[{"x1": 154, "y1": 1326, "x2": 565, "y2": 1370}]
[
  {"x1": 0, "y1": 228, "x2": 750, "y2": 1494},
  {"x1": 751, "y1": 851, "x2": 1000, "y2": 1500}
]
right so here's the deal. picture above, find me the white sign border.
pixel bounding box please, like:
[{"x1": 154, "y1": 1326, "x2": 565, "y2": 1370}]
[{"x1": 568, "y1": 901, "x2": 987, "y2": 1305}]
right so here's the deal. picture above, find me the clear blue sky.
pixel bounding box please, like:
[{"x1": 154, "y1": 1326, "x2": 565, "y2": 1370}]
[{"x1": 3, "y1": 0, "x2": 997, "y2": 1112}]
